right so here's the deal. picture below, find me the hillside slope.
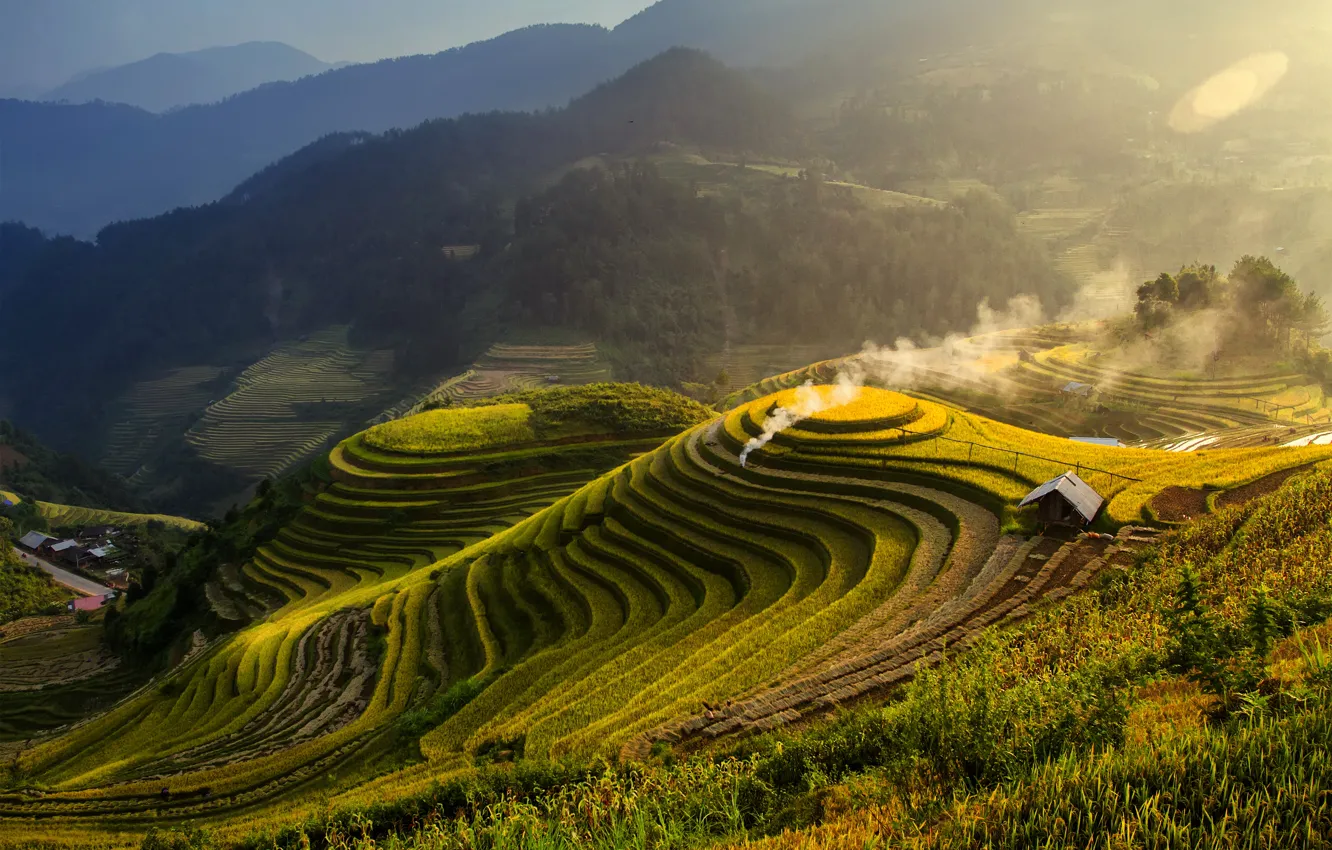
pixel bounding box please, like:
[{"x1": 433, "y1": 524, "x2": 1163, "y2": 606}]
[
  {"x1": 0, "y1": 50, "x2": 803, "y2": 477},
  {"x1": 2, "y1": 382, "x2": 1324, "y2": 845}
]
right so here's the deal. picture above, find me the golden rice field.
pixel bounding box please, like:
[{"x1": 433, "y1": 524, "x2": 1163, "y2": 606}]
[
  {"x1": 363, "y1": 404, "x2": 538, "y2": 455},
  {"x1": 3, "y1": 377, "x2": 1326, "y2": 848},
  {"x1": 35, "y1": 502, "x2": 206, "y2": 533}
]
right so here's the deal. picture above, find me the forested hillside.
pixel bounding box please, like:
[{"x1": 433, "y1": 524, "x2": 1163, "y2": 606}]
[
  {"x1": 0, "y1": 421, "x2": 140, "y2": 511},
  {"x1": 0, "y1": 49, "x2": 1067, "y2": 480},
  {"x1": 0, "y1": 0, "x2": 1011, "y2": 237}
]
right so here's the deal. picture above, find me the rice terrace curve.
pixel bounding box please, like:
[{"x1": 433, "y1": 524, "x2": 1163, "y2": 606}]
[{"x1": 2, "y1": 377, "x2": 1327, "y2": 848}]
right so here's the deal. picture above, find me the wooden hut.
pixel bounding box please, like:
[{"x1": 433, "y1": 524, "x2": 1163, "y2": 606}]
[{"x1": 1019, "y1": 472, "x2": 1105, "y2": 528}]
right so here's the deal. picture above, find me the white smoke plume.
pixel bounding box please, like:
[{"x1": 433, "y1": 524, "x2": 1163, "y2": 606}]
[
  {"x1": 739, "y1": 294, "x2": 1055, "y2": 466},
  {"x1": 740, "y1": 374, "x2": 862, "y2": 467},
  {"x1": 850, "y1": 294, "x2": 1050, "y2": 394}
]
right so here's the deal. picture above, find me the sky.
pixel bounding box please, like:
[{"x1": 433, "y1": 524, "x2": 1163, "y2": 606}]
[{"x1": 0, "y1": 0, "x2": 655, "y2": 96}]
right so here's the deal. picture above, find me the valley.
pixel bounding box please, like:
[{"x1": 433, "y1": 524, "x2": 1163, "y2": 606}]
[{"x1": 4, "y1": 1, "x2": 1332, "y2": 847}]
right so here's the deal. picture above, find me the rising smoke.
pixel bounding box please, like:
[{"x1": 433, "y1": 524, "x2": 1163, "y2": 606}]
[
  {"x1": 739, "y1": 295, "x2": 1047, "y2": 466},
  {"x1": 740, "y1": 373, "x2": 862, "y2": 467}
]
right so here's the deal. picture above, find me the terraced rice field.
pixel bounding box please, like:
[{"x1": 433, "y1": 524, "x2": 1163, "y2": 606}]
[
  {"x1": 0, "y1": 400, "x2": 688, "y2": 843},
  {"x1": 186, "y1": 327, "x2": 397, "y2": 479},
  {"x1": 0, "y1": 625, "x2": 118, "y2": 695},
  {"x1": 723, "y1": 331, "x2": 1332, "y2": 455},
  {"x1": 702, "y1": 344, "x2": 848, "y2": 398},
  {"x1": 101, "y1": 366, "x2": 225, "y2": 476},
  {"x1": 1008, "y1": 345, "x2": 1332, "y2": 443},
  {"x1": 5, "y1": 385, "x2": 1325, "y2": 846},
  {"x1": 1016, "y1": 208, "x2": 1103, "y2": 243},
  {"x1": 0, "y1": 618, "x2": 144, "y2": 744},
  {"x1": 35, "y1": 502, "x2": 206, "y2": 532},
  {"x1": 405, "y1": 343, "x2": 613, "y2": 416}
]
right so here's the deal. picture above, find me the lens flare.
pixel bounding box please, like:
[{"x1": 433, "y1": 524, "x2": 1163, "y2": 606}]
[{"x1": 1169, "y1": 51, "x2": 1289, "y2": 134}]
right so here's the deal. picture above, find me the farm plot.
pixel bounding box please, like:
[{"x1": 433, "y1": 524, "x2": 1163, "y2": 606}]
[
  {"x1": 2, "y1": 387, "x2": 708, "y2": 840},
  {"x1": 36, "y1": 501, "x2": 205, "y2": 532},
  {"x1": 186, "y1": 327, "x2": 398, "y2": 480},
  {"x1": 406, "y1": 343, "x2": 613, "y2": 416},
  {"x1": 9, "y1": 384, "x2": 1327, "y2": 845},
  {"x1": 1015, "y1": 346, "x2": 1332, "y2": 429},
  {"x1": 101, "y1": 366, "x2": 224, "y2": 476},
  {"x1": 0, "y1": 625, "x2": 117, "y2": 694},
  {"x1": 1016, "y1": 208, "x2": 1103, "y2": 243}
]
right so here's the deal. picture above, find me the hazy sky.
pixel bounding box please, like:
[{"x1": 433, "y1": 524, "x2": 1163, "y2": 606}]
[{"x1": 0, "y1": 0, "x2": 655, "y2": 95}]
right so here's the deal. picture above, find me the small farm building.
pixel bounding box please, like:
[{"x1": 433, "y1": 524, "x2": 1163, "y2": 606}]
[
  {"x1": 68, "y1": 595, "x2": 112, "y2": 613},
  {"x1": 1061, "y1": 382, "x2": 1096, "y2": 398},
  {"x1": 18, "y1": 531, "x2": 55, "y2": 551},
  {"x1": 1020, "y1": 472, "x2": 1105, "y2": 528},
  {"x1": 48, "y1": 540, "x2": 80, "y2": 564}
]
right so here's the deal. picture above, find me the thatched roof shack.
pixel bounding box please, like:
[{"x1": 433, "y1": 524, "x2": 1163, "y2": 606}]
[{"x1": 1020, "y1": 472, "x2": 1105, "y2": 528}]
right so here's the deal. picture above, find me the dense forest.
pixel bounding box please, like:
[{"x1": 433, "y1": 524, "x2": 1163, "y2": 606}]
[
  {"x1": 0, "y1": 421, "x2": 140, "y2": 510},
  {"x1": 0, "y1": 48, "x2": 1068, "y2": 459},
  {"x1": 504, "y1": 164, "x2": 1069, "y2": 382}
]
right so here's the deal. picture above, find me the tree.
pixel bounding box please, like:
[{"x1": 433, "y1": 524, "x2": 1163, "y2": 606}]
[
  {"x1": 1174, "y1": 264, "x2": 1222, "y2": 310},
  {"x1": 1230, "y1": 255, "x2": 1302, "y2": 348},
  {"x1": 1295, "y1": 292, "x2": 1330, "y2": 355},
  {"x1": 1246, "y1": 584, "x2": 1279, "y2": 658}
]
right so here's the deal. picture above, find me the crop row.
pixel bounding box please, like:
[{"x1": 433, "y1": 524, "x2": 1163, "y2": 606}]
[
  {"x1": 184, "y1": 326, "x2": 397, "y2": 480},
  {"x1": 101, "y1": 365, "x2": 226, "y2": 475},
  {"x1": 0, "y1": 418, "x2": 674, "y2": 834}
]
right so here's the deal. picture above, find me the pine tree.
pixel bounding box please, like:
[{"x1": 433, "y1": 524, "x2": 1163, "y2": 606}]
[
  {"x1": 1171, "y1": 562, "x2": 1205, "y2": 621},
  {"x1": 1246, "y1": 583, "x2": 1279, "y2": 658}
]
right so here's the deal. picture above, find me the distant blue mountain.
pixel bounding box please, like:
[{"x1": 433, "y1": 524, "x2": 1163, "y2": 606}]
[
  {"x1": 43, "y1": 42, "x2": 345, "y2": 113},
  {"x1": 0, "y1": 0, "x2": 999, "y2": 237}
]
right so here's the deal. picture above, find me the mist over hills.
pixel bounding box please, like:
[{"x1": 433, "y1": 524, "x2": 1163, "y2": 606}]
[
  {"x1": 42, "y1": 41, "x2": 346, "y2": 113},
  {"x1": 2, "y1": 0, "x2": 1331, "y2": 515},
  {"x1": 0, "y1": 0, "x2": 1005, "y2": 237}
]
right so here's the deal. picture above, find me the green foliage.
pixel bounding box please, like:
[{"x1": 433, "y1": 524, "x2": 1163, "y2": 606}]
[
  {"x1": 397, "y1": 677, "x2": 492, "y2": 741},
  {"x1": 1135, "y1": 256, "x2": 1330, "y2": 357},
  {"x1": 0, "y1": 517, "x2": 68, "y2": 625},
  {"x1": 503, "y1": 164, "x2": 1071, "y2": 384},
  {"x1": 105, "y1": 469, "x2": 311, "y2": 658},
  {"x1": 471, "y1": 383, "x2": 715, "y2": 437},
  {"x1": 0, "y1": 498, "x2": 47, "y2": 535},
  {"x1": 0, "y1": 420, "x2": 140, "y2": 510}
]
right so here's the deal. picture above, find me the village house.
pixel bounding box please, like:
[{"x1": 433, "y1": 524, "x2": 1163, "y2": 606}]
[{"x1": 18, "y1": 530, "x2": 55, "y2": 552}]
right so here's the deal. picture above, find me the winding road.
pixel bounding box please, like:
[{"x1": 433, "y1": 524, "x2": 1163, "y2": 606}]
[{"x1": 12, "y1": 547, "x2": 112, "y2": 596}]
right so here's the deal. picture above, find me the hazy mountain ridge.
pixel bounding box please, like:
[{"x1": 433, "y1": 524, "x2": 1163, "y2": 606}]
[
  {"x1": 0, "y1": 50, "x2": 799, "y2": 455},
  {"x1": 0, "y1": 0, "x2": 1010, "y2": 238},
  {"x1": 42, "y1": 41, "x2": 344, "y2": 113}
]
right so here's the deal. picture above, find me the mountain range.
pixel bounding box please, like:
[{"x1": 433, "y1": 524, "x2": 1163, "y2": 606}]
[
  {"x1": 0, "y1": 0, "x2": 1003, "y2": 238},
  {"x1": 42, "y1": 41, "x2": 348, "y2": 114}
]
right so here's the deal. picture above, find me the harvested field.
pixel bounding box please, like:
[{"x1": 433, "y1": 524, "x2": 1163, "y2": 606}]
[
  {"x1": 1215, "y1": 463, "x2": 1316, "y2": 510},
  {"x1": 1150, "y1": 487, "x2": 1211, "y2": 523}
]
